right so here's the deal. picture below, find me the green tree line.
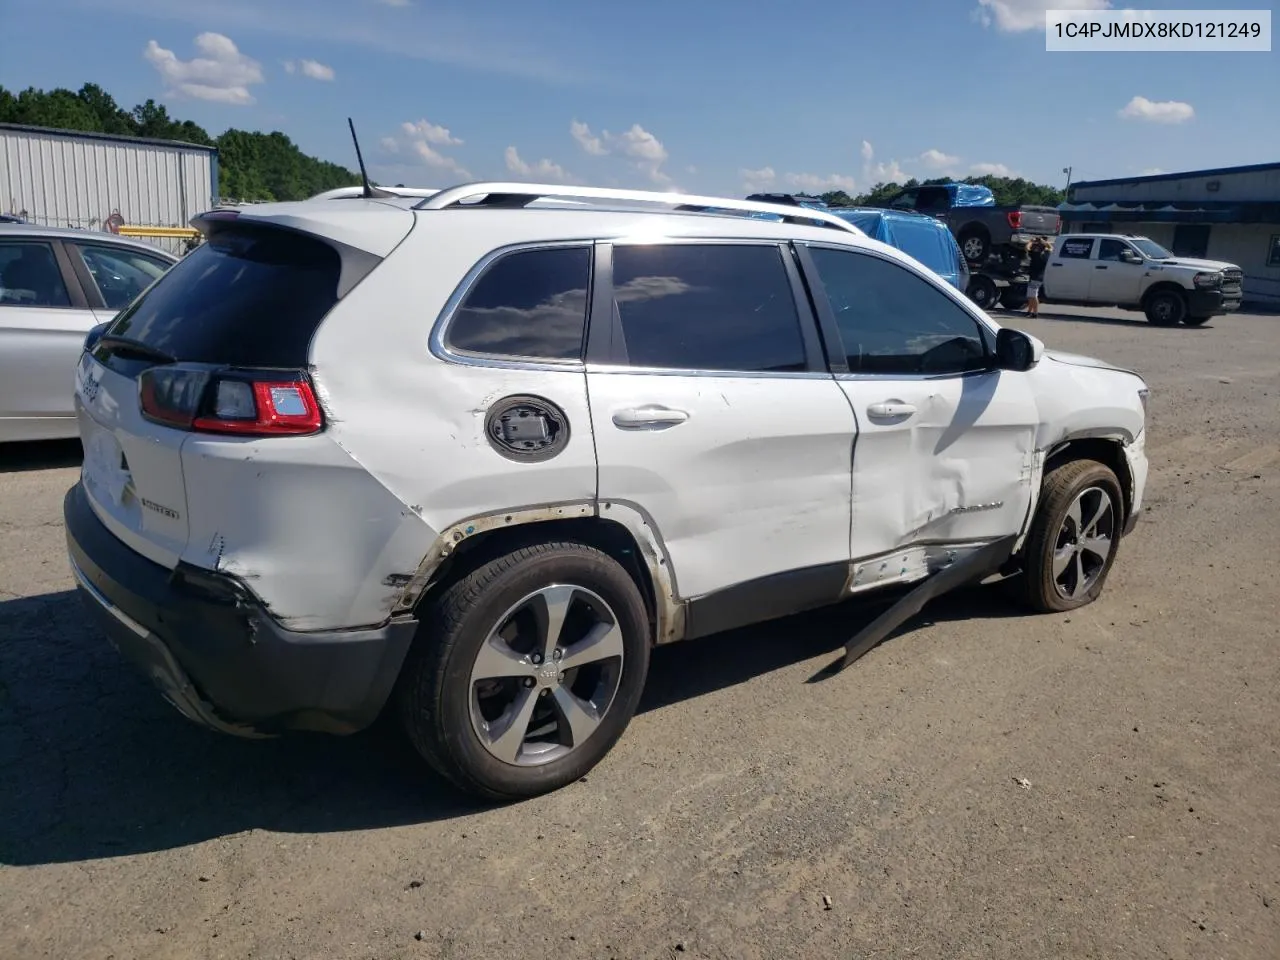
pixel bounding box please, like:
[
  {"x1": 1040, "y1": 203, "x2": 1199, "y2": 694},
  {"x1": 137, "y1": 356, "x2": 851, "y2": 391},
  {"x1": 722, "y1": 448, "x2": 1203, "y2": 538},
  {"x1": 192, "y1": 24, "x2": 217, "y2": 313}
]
[{"x1": 0, "y1": 83, "x2": 357, "y2": 202}]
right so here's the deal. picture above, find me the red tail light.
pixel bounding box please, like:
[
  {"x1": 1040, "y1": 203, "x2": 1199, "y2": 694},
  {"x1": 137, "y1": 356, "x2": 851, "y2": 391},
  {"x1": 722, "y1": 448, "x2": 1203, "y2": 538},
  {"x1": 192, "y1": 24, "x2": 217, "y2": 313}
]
[
  {"x1": 1007, "y1": 210, "x2": 1023, "y2": 230},
  {"x1": 139, "y1": 366, "x2": 323, "y2": 436}
]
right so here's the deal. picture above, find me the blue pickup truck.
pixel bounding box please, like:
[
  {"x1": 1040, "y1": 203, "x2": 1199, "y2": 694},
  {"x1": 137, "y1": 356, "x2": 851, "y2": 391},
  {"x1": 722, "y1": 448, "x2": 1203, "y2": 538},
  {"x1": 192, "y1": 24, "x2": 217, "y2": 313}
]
[{"x1": 743, "y1": 193, "x2": 967, "y2": 292}]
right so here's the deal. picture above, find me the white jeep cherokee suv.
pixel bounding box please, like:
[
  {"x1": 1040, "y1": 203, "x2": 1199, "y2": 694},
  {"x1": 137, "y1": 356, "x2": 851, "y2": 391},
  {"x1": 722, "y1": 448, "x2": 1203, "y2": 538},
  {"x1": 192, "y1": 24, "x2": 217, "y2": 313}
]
[{"x1": 64, "y1": 182, "x2": 1150, "y2": 799}]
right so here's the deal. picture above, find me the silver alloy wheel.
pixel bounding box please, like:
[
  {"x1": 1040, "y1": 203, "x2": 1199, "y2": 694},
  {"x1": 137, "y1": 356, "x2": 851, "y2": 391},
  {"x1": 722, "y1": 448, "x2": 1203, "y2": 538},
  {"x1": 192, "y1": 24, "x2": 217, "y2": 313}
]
[
  {"x1": 1052, "y1": 486, "x2": 1115, "y2": 600},
  {"x1": 468, "y1": 584, "x2": 625, "y2": 767},
  {"x1": 962, "y1": 236, "x2": 985, "y2": 260}
]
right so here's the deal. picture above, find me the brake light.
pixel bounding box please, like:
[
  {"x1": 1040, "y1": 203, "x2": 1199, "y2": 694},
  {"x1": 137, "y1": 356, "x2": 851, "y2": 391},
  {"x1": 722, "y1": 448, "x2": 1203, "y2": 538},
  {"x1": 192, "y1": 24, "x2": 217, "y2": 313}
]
[
  {"x1": 1053, "y1": 214, "x2": 1062, "y2": 234},
  {"x1": 139, "y1": 366, "x2": 323, "y2": 436},
  {"x1": 193, "y1": 380, "x2": 322, "y2": 435},
  {"x1": 1007, "y1": 210, "x2": 1023, "y2": 230}
]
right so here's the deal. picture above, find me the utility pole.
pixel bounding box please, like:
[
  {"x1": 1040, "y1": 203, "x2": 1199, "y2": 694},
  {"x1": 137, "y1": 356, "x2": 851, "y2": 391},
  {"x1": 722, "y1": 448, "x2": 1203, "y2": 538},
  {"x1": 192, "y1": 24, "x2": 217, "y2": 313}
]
[{"x1": 1062, "y1": 166, "x2": 1073, "y2": 198}]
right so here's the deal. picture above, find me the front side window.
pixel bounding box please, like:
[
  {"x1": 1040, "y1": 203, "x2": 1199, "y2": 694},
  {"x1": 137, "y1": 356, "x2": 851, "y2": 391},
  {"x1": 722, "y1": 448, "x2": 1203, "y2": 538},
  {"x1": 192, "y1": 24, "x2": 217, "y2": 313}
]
[
  {"x1": 609, "y1": 243, "x2": 807, "y2": 373},
  {"x1": 446, "y1": 246, "x2": 590, "y2": 361},
  {"x1": 808, "y1": 247, "x2": 989, "y2": 376},
  {"x1": 72, "y1": 243, "x2": 171, "y2": 310},
  {"x1": 1097, "y1": 239, "x2": 1134, "y2": 262},
  {"x1": 0, "y1": 241, "x2": 71, "y2": 307}
]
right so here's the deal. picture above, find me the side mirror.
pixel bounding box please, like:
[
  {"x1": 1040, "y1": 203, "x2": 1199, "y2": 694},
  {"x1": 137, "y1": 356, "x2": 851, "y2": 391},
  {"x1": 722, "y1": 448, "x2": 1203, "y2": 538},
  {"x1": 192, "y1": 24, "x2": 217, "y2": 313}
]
[
  {"x1": 1121, "y1": 249, "x2": 1142, "y2": 264},
  {"x1": 996, "y1": 328, "x2": 1042, "y2": 372}
]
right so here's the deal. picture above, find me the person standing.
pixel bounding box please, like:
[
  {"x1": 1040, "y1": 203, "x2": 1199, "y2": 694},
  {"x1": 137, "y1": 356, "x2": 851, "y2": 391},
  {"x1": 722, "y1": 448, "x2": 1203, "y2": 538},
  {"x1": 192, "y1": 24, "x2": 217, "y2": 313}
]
[{"x1": 1025, "y1": 237, "x2": 1051, "y2": 317}]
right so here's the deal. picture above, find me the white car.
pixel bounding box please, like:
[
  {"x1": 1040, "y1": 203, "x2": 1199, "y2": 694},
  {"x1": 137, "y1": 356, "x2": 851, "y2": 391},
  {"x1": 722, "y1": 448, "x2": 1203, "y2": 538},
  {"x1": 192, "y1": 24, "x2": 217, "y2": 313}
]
[
  {"x1": 1044, "y1": 233, "x2": 1242, "y2": 325},
  {"x1": 0, "y1": 224, "x2": 177, "y2": 442},
  {"x1": 64, "y1": 182, "x2": 1150, "y2": 799}
]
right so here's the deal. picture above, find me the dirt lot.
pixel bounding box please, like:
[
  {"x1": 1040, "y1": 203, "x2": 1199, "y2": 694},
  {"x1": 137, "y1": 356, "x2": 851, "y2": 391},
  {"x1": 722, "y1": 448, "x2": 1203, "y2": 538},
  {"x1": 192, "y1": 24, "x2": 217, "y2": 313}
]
[{"x1": 2, "y1": 305, "x2": 1278, "y2": 960}]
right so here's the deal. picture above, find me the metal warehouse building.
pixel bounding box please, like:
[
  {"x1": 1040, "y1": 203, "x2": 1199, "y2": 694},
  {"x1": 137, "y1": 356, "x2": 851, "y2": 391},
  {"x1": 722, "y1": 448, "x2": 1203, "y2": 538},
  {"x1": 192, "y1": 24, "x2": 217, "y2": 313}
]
[
  {"x1": 1060, "y1": 161, "x2": 1280, "y2": 310},
  {"x1": 0, "y1": 123, "x2": 217, "y2": 254}
]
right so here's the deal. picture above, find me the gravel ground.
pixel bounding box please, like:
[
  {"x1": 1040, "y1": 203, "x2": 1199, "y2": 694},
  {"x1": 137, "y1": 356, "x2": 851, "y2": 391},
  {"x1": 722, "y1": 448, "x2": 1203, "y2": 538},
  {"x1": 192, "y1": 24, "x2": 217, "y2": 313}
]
[{"x1": 2, "y1": 305, "x2": 1278, "y2": 960}]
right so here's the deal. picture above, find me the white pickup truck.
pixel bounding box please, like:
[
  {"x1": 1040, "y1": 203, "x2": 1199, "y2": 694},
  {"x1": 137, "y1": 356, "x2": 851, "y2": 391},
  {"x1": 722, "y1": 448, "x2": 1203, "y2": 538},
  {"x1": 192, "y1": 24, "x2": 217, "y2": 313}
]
[{"x1": 1042, "y1": 233, "x2": 1243, "y2": 326}]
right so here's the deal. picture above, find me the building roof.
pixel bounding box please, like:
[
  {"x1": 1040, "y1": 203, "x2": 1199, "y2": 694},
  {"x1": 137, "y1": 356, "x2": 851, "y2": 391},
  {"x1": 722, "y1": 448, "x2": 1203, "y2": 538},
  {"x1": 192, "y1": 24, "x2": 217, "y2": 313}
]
[
  {"x1": 1071, "y1": 161, "x2": 1280, "y2": 192},
  {"x1": 0, "y1": 122, "x2": 217, "y2": 154}
]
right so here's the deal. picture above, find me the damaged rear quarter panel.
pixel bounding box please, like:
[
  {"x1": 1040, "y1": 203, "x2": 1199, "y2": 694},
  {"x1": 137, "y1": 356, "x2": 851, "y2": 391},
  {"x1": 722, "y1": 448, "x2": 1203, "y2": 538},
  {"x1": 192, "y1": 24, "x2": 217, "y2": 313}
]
[
  {"x1": 302, "y1": 215, "x2": 600, "y2": 602},
  {"x1": 179, "y1": 433, "x2": 436, "y2": 631}
]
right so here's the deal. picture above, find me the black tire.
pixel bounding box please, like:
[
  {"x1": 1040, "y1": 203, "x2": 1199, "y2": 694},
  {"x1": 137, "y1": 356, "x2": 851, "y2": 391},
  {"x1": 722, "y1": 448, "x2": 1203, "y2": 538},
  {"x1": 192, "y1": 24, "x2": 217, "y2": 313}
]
[
  {"x1": 1182, "y1": 314, "x2": 1212, "y2": 326},
  {"x1": 1015, "y1": 459, "x2": 1124, "y2": 614},
  {"x1": 1144, "y1": 289, "x2": 1186, "y2": 326},
  {"x1": 1000, "y1": 287, "x2": 1028, "y2": 311},
  {"x1": 967, "y1": 275, "x2": 999, "y2": 310},
  {"x1": 398, "y1": 541, "x2": 651, "y2": 800},
  {"x1": 959, "y1": 229, "x2": 989, "y2": 263}
]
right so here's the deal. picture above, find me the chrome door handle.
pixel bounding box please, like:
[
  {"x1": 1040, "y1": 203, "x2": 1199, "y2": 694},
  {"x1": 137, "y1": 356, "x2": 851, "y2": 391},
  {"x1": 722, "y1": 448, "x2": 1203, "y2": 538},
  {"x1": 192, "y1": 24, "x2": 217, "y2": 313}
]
[
  {"x1": 867, "y1": 401, "x2": 917, "y2": 418},
  {"x1": 612, "y1": 405, "x2": 690, "y2": 428}
]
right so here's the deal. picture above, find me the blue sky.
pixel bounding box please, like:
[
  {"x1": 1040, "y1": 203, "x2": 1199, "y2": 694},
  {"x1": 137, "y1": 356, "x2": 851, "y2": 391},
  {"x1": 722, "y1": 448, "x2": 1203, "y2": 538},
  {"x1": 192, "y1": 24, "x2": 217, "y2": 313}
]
[{"x1": 2, "y1": 0, "x2": 1276, "y2": 196}]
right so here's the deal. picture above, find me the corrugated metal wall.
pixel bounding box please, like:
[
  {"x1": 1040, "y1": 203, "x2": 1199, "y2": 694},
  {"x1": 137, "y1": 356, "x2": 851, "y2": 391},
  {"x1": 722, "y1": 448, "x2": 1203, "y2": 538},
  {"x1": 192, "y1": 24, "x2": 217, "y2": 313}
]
[{"x1": 0, "y1": 127, "x2": 215, "y2": 254}]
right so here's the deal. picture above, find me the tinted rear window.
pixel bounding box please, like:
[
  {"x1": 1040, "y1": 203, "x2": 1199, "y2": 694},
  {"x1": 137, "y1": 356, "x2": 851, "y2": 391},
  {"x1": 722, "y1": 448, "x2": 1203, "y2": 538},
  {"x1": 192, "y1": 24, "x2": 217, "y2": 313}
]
[{"x1": 103, "y1": 225, "x2": 343, "y2": 367}]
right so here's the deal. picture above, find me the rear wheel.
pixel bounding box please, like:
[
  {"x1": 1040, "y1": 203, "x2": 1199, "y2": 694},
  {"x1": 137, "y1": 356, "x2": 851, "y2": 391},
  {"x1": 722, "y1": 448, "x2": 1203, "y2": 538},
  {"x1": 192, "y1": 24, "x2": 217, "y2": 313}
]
[
  {"x1": 398, "y1": 541, "x2": 651, "y2": 800},
  {"x1": 1015, "y1": 460, "x2": 1124, "y2": 613},
  {"x1": 1144, "y1": 290, "x2": 1186, "y2": 326}
]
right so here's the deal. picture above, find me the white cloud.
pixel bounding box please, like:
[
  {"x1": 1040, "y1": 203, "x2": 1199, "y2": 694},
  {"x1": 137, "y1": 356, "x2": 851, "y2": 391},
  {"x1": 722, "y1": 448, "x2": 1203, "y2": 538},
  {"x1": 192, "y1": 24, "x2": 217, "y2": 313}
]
[
  {"x1": 570, "y1": 120, "x2": 607, "y2": 156},
  {"x1": 285, "y1": 58, "x2": 335, "y2": 81},
  {"x1": 412, "y1": 140, "x2": 470, "y2": 178},
  {"x1": 740, "y1": 166, "x2": 777, "y2": 193},
  {"x1": 1141, "y1": 167, "x2": 1166, "y2": 175},
  {"x1": 1118, "y1": 96, "x2": 1195, "y2": 124},
  {"x1": 570, "y1": 119, "x2": 672, "y2": 184},
  {"x1": 919, "y1": 148, "x2": 961, "y2": 170},
  {"x1": 143, "y1": 32, "x2": 264, "y2": 105},
  {"x1": 376, "y1": 0, "x2": 412, "y2": 6},
  {"x1": 975, "y1": 0, "x2": 1110, "y2": 32},
  {"x1": 868, "y1": 159, "x2": 910, "y2": 184},
  {"x1": 402, "y1": 119, "x2": 463, "y2": 146},
  {"x1": 970, "y1": 162, "x2": 1016, "y2": 177},
  {"x1": 504, "y1": 146, "x2": 569, "y2": 182},
  {"x1": 380, "y1": 118, "x2": 468, "y2": 178},
  {"x1": 860, "y1": 140, "x2": 875, "y2": 163},
  {"x1": 299, "y1": 58, "x2": 335, "y2": 81},
  {"x1": 785, "y1": 172, "x2": 857, "y2": 193}
]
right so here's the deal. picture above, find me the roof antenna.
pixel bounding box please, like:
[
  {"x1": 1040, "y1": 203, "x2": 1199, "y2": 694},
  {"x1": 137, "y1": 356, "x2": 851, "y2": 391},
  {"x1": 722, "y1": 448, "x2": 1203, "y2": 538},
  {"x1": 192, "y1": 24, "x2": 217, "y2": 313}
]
[{"x1": 348, "y1": 118, "x2": 392, "y2": 199}]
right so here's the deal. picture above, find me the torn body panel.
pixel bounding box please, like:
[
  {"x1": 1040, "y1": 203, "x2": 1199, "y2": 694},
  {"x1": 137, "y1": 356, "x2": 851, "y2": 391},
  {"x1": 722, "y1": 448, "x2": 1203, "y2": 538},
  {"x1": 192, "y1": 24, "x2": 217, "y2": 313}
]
[{"x1": 179, "y1": 432, "x2": 438, "y2": 631}]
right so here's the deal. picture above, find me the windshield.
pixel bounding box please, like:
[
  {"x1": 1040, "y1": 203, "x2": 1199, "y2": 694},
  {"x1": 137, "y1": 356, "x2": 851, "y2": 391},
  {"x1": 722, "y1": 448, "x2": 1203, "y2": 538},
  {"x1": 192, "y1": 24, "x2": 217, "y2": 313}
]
[{"x1": 1130, "y1": 238, "x2": 1174, "y2": 259}]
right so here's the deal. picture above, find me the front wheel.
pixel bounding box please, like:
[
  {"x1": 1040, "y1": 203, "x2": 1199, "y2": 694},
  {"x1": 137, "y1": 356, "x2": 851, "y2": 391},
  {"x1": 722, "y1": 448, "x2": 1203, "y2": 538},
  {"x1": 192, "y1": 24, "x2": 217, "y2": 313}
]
[
  {"x1": 1145, "y1": 290, "x2": 1186, "y2": 326},
  {"x1": 1015, "y1": 460, "x2": 1124, "y2": 613},
  {"x1": 398, "y1": 541, "x2": 651, "y2": 800},
  {"x1": 1182, "y1": 315, "x2": 1212, "y2": 326}
]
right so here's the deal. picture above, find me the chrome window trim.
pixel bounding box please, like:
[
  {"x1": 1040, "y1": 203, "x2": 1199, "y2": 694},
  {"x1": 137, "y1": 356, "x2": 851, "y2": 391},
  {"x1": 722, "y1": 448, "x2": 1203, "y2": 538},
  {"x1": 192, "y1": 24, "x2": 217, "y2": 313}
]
[{"x1": 429, "y1": 239, "x2": 595, "y2": 372}]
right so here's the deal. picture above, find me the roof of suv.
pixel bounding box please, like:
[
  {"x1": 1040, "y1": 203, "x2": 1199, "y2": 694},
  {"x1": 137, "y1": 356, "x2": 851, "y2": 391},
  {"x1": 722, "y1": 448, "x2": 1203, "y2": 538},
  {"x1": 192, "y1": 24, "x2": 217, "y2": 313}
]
[
  {"x1": 0, "y1": 221, "x2": 180, "y2": 258},
  {"x1": 206, "y1": 181, "x2": 874, "y2": 259}
]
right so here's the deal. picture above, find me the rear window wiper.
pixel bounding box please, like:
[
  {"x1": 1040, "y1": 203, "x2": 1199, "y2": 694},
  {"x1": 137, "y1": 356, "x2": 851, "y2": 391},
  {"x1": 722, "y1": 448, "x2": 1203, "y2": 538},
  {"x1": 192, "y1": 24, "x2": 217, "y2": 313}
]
[{"x1": 95, "y1": 335, "x2": 176, "y2": 364}]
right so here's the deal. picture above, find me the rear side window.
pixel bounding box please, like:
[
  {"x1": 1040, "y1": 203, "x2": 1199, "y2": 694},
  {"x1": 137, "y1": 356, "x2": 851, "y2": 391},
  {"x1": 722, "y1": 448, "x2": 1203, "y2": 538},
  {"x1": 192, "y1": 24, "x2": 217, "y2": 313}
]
[
  {"x1": 1059, "y1": 238, "x2": 1094, "y2": 259},
  {"x1": 103, "y1": 225, "x2": 342, "y2": 367},
  {"x1": 445, "y1": 246, "x2": 591, "y2": 361},
  {"x1": 72, "y1": 243, "x2": 171, "y2": 310},
  {"x1": 610, "y1": 243, "x2": 806, "y2": 373},
  {"x1": 0, "y1": 241, "x2": 71, "y2": 307}
]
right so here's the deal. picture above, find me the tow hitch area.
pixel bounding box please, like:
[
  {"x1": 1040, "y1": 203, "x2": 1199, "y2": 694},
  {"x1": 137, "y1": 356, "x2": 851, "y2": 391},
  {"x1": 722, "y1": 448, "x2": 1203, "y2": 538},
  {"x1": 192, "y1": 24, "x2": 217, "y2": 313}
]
[{"x1": 816, "y1": 535, "x2": 1018, "y2": 678}]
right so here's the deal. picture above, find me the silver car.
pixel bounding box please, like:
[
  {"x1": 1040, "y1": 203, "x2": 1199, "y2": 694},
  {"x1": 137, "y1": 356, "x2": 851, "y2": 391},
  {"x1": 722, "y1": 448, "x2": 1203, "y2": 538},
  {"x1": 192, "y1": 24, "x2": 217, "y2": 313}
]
[{"x1": 0, "y1": 224, "x2": 177, "y2": 442}]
